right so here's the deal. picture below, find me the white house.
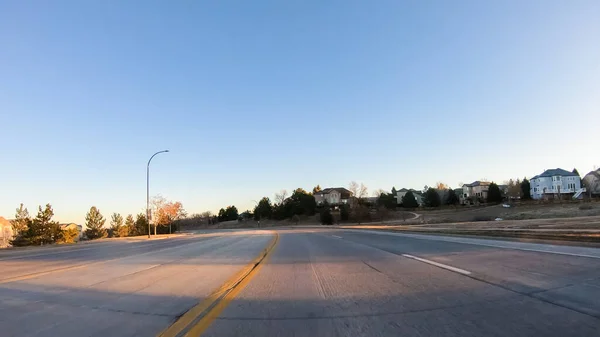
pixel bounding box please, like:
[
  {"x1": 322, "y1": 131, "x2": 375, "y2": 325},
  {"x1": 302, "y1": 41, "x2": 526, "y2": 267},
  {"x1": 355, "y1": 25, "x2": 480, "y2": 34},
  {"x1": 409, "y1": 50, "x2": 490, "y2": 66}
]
[{"x1": 530, "y1": 168, "x2": 582, "y2": 200}]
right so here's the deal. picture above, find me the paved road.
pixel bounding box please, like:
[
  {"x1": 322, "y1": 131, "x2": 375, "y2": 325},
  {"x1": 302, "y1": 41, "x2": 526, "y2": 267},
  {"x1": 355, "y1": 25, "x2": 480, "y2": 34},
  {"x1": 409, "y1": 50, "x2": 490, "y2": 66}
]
[{"x1": 1, "y1": 228, "x2": 600, "y2": 336}]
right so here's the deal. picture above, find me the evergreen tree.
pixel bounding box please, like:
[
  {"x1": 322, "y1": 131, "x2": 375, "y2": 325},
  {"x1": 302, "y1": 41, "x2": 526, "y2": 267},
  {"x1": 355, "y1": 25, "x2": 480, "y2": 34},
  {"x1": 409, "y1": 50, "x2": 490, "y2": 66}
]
[
  {"x1": 10, "y1": 203, "x2": 32, "y2": 246},
  {"x1": 447, "y1": 189, "x2": 460, "y2": 205},
  {"x1": 423, "y1": 188, "x2": 441, "y2": 207},
  {"x1": 85, "y1": 206, "x2": 107, "y2": 240},
  {"x1": 487, "y1": 182, "x2": 503, "y2": 203},
  {"x1": 110, "y1": 213, "x2": 126, "y2": 237},
  {"x1": 11, "y1": 203, "x2": 30, "y2": 235},
  {"x1": 521, "y1": 178, "x2": 532, "y2": 200},
  {"x1": 402, "y1": 191, "x2": 419, "y2": 208},
  {"x1": 125, "y1": 214, "x2": 135, "y2": 236},
  {"x1": 253, "y1": 197, "x2": 273, "y2": 220},
  {"x1": 133, "y1": 213, "x2": 148, "y2": 236},
  {"x1": 28, "y1": 204, "x2": 62, "y2": 245}
]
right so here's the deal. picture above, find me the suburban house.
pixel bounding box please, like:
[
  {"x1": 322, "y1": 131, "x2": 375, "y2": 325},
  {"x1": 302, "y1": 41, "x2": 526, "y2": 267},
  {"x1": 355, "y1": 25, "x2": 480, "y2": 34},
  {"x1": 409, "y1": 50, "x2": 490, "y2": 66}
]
[
  {"x1": 394, "y1": 188, "x2": 424, "y2": 206},
  {"x1": 461, "y1": 181, "x2": 491, "y2": 203},
  {"x1": 314, "y1": 188, "x2": 352, "y2": 205},
  {"x1": 583, "y1": 169, "x2": 600, "y2": 196},
  {"x1": 530, "y1": 168, "x2": 583, "y2": 200},
  {"x1": 0, "y1": 216, "x2": 13, "y2": 248}
]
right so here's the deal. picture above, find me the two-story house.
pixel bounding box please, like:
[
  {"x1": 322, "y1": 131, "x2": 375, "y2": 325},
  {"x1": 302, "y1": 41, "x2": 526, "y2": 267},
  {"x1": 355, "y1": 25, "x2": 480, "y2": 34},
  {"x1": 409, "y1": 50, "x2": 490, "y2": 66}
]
[
  {"x1": 530, "y1": 168, "x2": 582, "y2": 200},
  {"x1": 314, "y1": 188, "x2": 352, "y2": 205},
  {"x1": 461, "y1": 181, "x2": 491, "y2": 203}
]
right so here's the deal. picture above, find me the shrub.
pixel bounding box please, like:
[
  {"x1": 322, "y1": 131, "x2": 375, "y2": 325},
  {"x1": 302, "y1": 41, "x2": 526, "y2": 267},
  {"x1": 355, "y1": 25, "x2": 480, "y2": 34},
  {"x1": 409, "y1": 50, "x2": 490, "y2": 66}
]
[
  {"x1": 320, "y1": 209, "x2": 334, "y2": 225},
  {"x1": 58, "y1": 228, "x2": 79, "y2": 244},
  {"x1": 340, "y1": 206, "x2": 349, "y2": 221}
]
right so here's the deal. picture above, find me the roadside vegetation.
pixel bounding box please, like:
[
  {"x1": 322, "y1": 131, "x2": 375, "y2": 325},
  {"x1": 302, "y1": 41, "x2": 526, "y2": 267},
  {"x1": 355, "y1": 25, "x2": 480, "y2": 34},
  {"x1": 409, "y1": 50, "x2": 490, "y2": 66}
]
[{"x1": 9, "y1": 195, "x2": 186, "y2": 247}]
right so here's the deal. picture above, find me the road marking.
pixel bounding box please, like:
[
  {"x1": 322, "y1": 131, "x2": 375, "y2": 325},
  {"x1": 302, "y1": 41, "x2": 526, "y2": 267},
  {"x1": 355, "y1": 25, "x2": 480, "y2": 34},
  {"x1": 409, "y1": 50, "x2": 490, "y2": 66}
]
[
  {"x1": 158, "y1": 232, "x2": 279, "y2": 337},
  {"x1": 331, "y1": 235, "x2": 342, "y2": 239},
  {"x1": 345, "y1": 230, "x2": 600, "y2": 259},
  {"x1": 402, "y1": 254, "x2": 471, "y2": 275}
]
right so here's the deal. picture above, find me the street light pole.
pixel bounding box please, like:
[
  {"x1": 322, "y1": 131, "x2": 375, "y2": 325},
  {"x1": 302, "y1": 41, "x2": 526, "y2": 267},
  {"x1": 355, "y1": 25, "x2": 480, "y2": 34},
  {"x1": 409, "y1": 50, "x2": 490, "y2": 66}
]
[{"x1": 147, "y1": 150, "x2": 169, "y2": 238}]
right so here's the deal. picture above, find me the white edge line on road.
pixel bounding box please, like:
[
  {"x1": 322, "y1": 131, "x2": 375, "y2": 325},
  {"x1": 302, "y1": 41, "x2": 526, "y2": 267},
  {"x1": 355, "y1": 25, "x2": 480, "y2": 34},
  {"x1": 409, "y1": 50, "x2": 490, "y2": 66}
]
[
  {"x1": 348, "y1": 230, "x2": 600, "y2": 260},
  {"x1": 402, "y1": 254, "x2": 472, "y2": 275},
  {"x1": 331, "y1": 235, "x2": 342, "y2": 239}
]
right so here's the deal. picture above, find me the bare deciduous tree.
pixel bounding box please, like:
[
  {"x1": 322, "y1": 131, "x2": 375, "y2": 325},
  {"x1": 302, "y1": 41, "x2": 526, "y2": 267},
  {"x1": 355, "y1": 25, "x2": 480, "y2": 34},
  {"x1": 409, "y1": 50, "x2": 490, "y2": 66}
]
[
  {"x1": 275, "y1": 190, "x2": 288, "y2": 206},
  {"x1": 349, "y1": 181, "x2": 368, "y2": 202}
]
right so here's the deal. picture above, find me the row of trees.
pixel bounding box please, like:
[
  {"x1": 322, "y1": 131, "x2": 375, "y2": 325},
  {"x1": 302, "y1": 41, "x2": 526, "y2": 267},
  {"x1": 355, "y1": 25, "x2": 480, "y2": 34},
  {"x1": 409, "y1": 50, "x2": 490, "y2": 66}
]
[
  {"x1": 253, "y1": 188, "x2": 318, "y2": 221},
  {"x1": 9, "y1": 197, "x2": 186, "y2": 246}
]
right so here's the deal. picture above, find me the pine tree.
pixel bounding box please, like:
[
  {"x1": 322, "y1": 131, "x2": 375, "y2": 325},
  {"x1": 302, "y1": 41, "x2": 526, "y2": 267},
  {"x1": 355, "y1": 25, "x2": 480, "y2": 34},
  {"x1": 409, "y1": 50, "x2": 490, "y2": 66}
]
[
  {"x1": 134, "y1": 213, "x2": 149, "y2": 236},
  {"x1": 85, "y1": 206, "x2": 107, "y2": 240},
  {"x1": 521, "y1": 178, "x2": 532, "y2": 200},
  {"x1": 10, "y1": 204, "x2": 32, "y2": 246},
  {"x1": 402, "y1": 191, "x2": 419, "y2": 208},
  {"x1": 447, "y1": 189, "x2": 460, "y2": 205},
  {"x1": 110, "y1": 213, "x2": 127, "y2": 237},
  {"x1": 487, "y1": 182, "x2": 503, "y2": 203},
  {"x1": 125, "y1": 214, "x2": 135, "y2": 237},
  {"x1": 28, "y1": 204, "x2": 62, "y2": 245},
  {"x1": 423, "y1": 188, "x2": 441, "y2": 207}
]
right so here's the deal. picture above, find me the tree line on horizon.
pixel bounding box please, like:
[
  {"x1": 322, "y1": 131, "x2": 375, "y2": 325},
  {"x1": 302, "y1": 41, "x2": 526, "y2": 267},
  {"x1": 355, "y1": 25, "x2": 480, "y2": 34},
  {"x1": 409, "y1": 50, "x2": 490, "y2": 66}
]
[{"x1": 9, "y1": 196, "x2": 186, "y2": 247}]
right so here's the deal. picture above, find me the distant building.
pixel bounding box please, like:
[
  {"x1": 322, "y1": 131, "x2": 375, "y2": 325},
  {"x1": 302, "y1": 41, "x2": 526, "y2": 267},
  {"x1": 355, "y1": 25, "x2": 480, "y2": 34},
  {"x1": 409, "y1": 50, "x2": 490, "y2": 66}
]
[
  {"x1": 394, "y1": 188, "x2": 424, "y2": 206},
  {"x1": 530, "y1": 168, "x2": 582, "y2": 200},
  {"x1": 314, "y1": 188, "x2": 352, "y2": 205},
  {"x1": 582, "y1": 169, "x2": 600, "y2": 196},
  {"x1": 0, "y1": 217, "x2": 13, "y2": 248},
  {"x1": 461, "y1": 181, "x2": 491, "y2": 203}
]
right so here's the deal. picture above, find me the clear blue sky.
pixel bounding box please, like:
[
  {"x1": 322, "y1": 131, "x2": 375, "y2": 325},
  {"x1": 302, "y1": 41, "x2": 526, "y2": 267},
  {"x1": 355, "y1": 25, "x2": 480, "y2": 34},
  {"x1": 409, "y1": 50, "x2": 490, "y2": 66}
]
[{"x1": 1, "y1": 1, "x2": 599, "y2": 223}]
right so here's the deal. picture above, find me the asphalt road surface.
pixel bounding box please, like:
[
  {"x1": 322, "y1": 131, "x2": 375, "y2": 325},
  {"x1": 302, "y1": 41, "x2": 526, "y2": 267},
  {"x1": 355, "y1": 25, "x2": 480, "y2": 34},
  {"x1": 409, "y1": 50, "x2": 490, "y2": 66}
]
[{"x1": 1, "y1": 228, "x2": 600, "y2": 336}]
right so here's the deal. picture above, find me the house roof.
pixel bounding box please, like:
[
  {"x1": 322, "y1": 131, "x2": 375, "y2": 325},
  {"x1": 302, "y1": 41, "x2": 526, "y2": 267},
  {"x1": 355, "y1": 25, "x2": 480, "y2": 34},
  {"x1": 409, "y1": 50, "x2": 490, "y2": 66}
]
[
  {"x1": 463, "y1": 181, "x2": 491, "y2": 187},
  {"x1": 319, "y1": 187, "x2": 352, "y2": 195},
  {"x1": 396, "y1": 188, "x2": 422, "y2": 195},
  {"x1": 532, "y1": 168, "x2": 578, "y2": 179}
]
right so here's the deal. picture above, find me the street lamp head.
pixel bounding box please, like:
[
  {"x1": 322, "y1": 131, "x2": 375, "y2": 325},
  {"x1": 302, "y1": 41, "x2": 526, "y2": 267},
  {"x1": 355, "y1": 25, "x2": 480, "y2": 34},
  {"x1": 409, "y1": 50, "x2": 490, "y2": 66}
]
[{"x1": 164, "y1": 150, "x2": 170, "y2": 152}]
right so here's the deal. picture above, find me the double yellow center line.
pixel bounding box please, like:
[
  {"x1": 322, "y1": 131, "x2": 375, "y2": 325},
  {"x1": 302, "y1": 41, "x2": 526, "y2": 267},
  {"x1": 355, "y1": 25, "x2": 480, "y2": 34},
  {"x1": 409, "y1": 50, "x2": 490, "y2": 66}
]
[{"x1": 158, "y1": 232, "x2": 279, "y2": 337}]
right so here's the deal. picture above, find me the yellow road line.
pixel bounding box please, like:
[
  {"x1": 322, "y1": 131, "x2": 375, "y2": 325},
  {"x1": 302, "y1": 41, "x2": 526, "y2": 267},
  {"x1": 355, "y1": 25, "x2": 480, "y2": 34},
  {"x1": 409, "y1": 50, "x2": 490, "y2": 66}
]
[{"x1": 158, "y1": 232, "x2": 279, "y2": 337}]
